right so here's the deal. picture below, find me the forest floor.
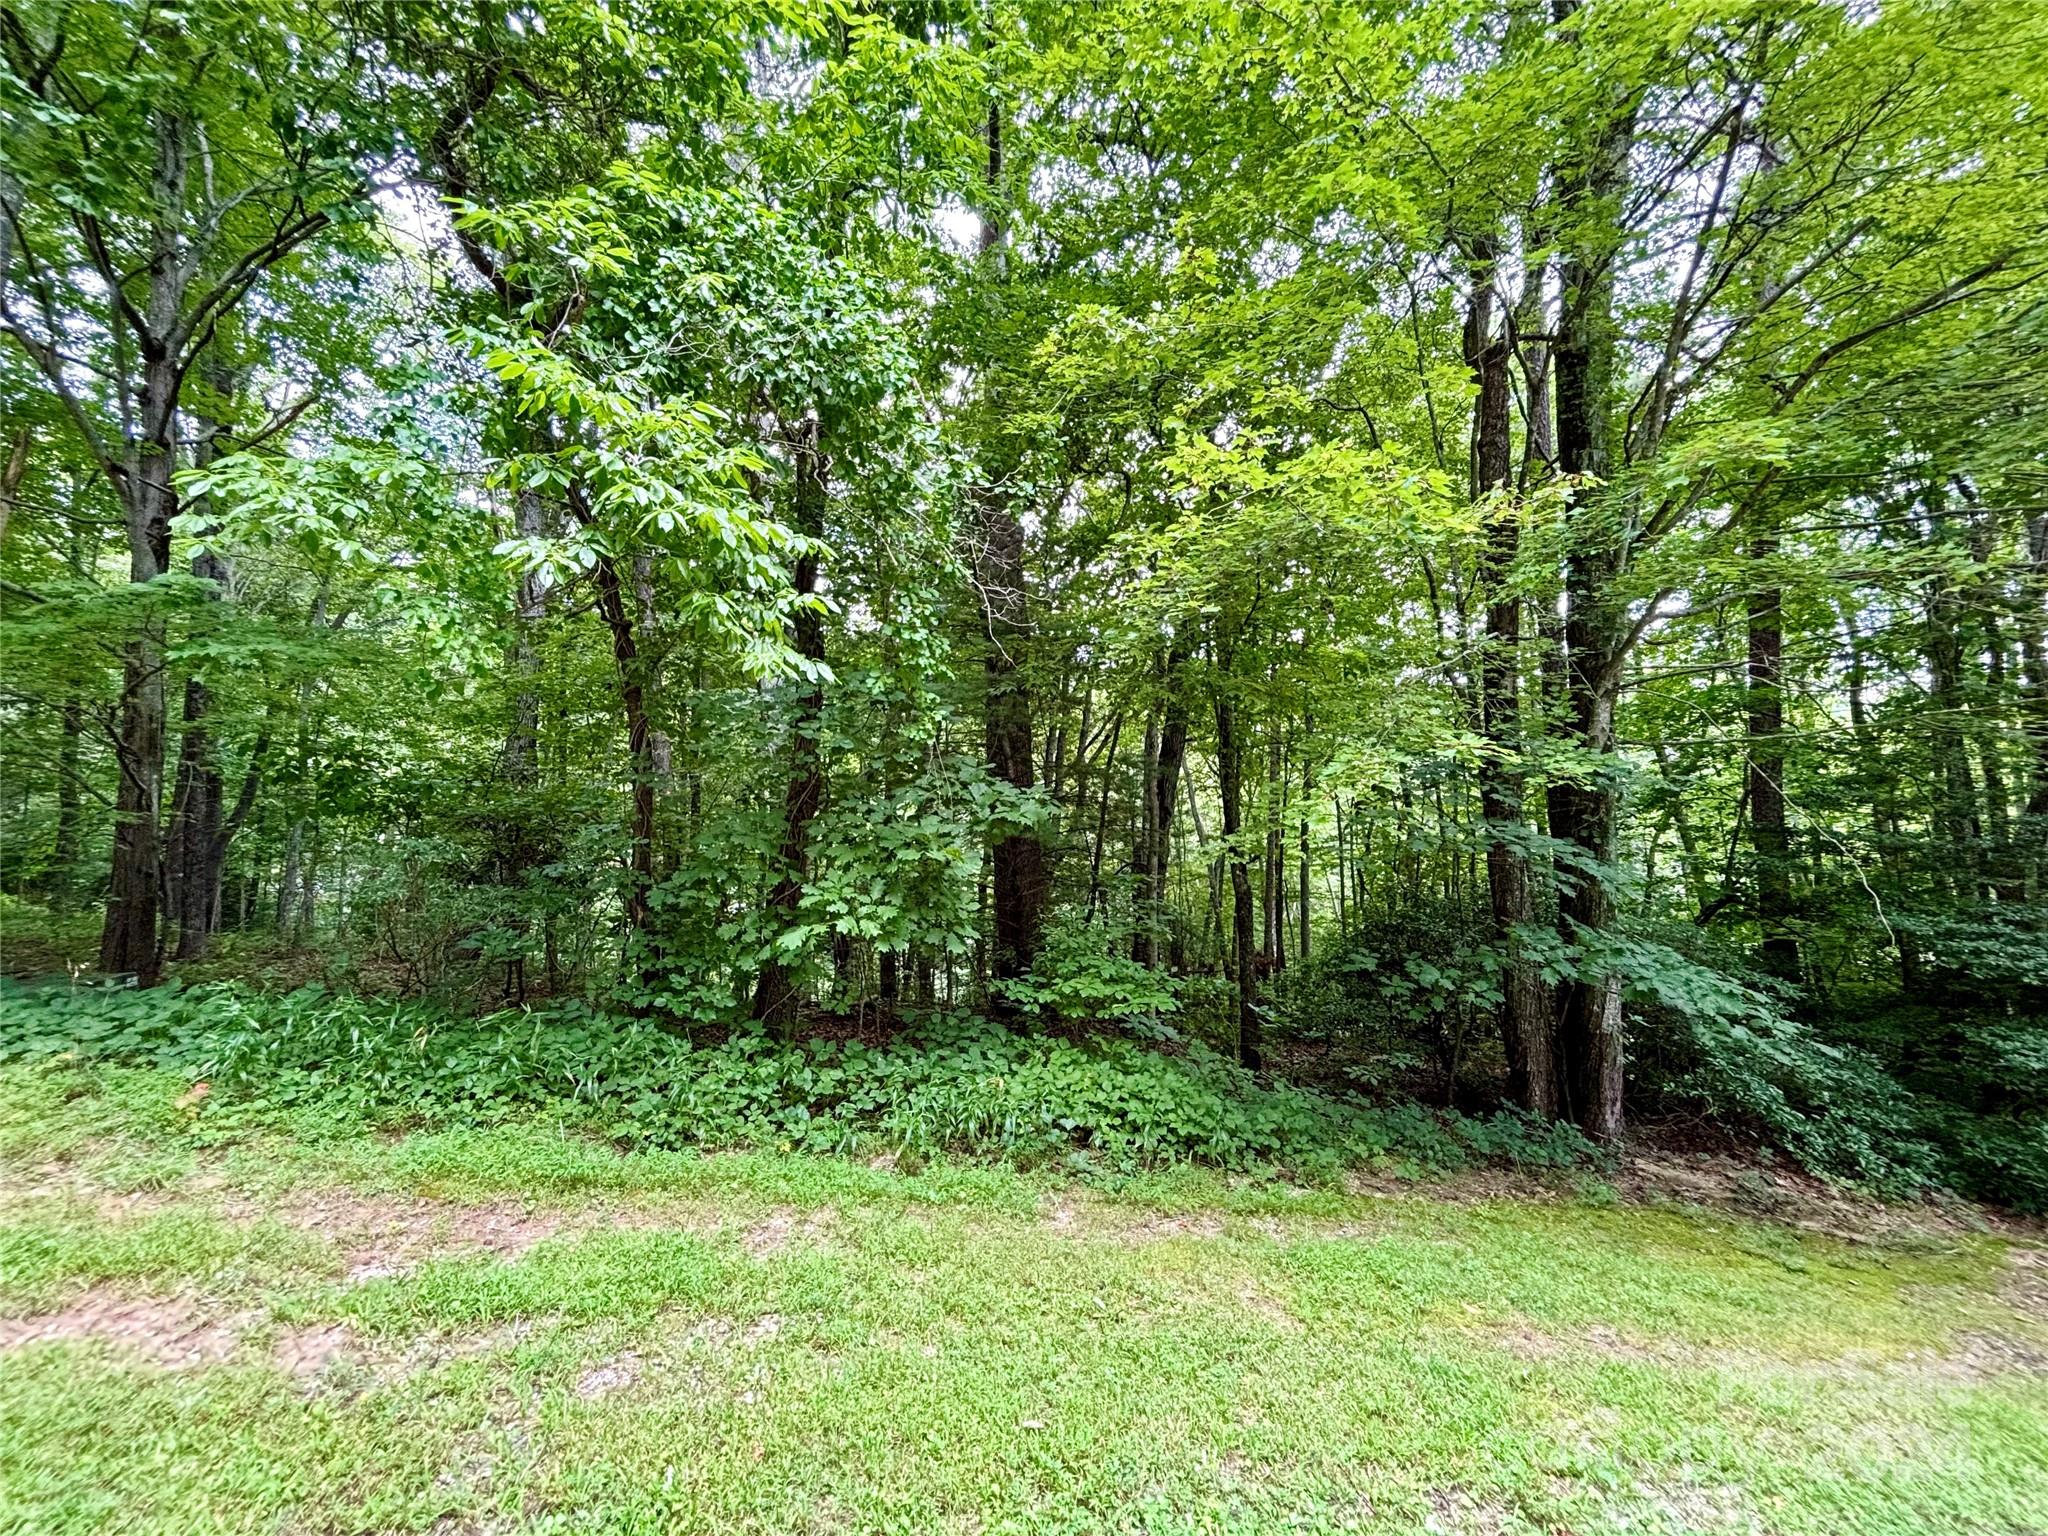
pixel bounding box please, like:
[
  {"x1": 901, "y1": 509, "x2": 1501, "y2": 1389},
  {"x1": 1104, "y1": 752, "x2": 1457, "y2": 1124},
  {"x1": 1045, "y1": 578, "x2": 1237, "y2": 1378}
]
[{"x1": 1, "y1": 1062, "x2": 2045, "y2": 1536}]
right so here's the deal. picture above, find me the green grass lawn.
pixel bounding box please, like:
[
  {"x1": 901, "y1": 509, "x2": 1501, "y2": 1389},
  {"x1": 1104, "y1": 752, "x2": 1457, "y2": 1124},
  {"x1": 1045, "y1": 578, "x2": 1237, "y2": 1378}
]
[{"x1": 0, "y1": 1059, "x2": 2043, "y2": 1536}]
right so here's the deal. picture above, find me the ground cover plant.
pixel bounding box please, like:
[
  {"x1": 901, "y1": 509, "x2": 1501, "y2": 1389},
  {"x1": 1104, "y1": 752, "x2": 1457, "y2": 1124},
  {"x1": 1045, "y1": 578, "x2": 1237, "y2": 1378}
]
[{"x1": 0, "y1": 982, "x2": 1593, "y2": 1178}]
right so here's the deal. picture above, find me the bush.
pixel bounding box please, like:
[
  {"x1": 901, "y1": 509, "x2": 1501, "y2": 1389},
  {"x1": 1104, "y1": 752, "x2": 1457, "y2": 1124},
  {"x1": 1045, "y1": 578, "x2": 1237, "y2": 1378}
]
[
  {"x1": 1612, "y1": 928, "x2": 1949, "y2": 1199},
  {"x1": 0, "y1": 980, "x2": 1592, "y2": 1178},
  {"x1": 995, "y1": 910, "x2": 1179, "y2": 1028},
  {"x1": 1263, "y1": 917, "x2": 1495, "y2": 1092}
]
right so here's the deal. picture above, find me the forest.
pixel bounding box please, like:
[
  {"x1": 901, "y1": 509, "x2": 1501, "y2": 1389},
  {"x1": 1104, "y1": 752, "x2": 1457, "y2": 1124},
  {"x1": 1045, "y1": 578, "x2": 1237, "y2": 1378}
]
[
  {"x1": 4, "y1": 0, "x2": 2048, "y2": 1210},
  {"x1": 6, "y1": 3, "x2": 2048, "y2": 1530}
]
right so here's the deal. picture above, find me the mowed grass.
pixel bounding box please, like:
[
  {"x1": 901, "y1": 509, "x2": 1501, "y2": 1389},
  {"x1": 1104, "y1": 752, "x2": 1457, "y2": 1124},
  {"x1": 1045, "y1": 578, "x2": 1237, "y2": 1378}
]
[{"x1": 0, "y1": 1061, "x2": 2043, "y2": 1535}]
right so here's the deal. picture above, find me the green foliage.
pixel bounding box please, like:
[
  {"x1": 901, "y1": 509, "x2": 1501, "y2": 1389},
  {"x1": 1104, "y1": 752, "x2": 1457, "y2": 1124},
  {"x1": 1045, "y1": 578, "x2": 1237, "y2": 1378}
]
[
  {"x1": 0, "y1": 982, "x2": 1592, "y2": 1178},
  {"x1": 996, "y1": 910, "x2": 1180, "y2": 1027}
]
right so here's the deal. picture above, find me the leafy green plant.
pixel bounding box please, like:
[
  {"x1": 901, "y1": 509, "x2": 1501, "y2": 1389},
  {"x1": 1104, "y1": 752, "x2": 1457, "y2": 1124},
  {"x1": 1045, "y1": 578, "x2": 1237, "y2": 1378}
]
[
  {"x1": 0, "y1": 982, "x2": 1593, "y2": 1178},
  {"x1": 995, "y1": 911, "x2": 1179, "y2": 1028}
]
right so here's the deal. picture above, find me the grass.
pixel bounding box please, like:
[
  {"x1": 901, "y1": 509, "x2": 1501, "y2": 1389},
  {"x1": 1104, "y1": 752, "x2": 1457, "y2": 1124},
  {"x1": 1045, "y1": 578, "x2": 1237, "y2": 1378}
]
[{"x1": 0, "y1": 1058, "x2": 2044, "y2": 1535}]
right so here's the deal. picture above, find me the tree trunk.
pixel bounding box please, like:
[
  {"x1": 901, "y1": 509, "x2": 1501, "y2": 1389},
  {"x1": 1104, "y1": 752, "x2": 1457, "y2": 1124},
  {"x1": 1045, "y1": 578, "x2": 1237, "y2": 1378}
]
[
  {"x1": 1216, "y1": 687, "x2": 1260, "y2": 1070},
  {"x1": 1544, "y1": 60, "x2": 1635, "y2": 1143},
  {"x1": 1468, "y1": 238, "x2": 1557, "y2": 1118},
  {"x1": 979, "y1": 482, "x2": 1046, "y2": 985},
  {"x1": 166, "y1": 374, "x2": 244, "y2": 963},
  {"x1": 753, "y1": 418, "x2": 828, "y2": 1028},
  {"x1": 1746, "y1": 530, "x2": 1798, "y2": 979},
  {"x1": 1263, "y1": 729, "x2": 1284, "y2": 972},
  {"x1": 98, "y1": 389, "x2": 176, "y2": 981},
  {"x1": 1133, "y1": 655, "x2": 1189, "y2": 968},
  {"x1": 588, "y1": 549, "x2": 657, "y2": 939},
  {"x1": 1297, "y1": 748, "x2": 1312, "y2": 965},
  {"x1": 974, "y1": 96, "x2": 1046, "y2": 990},
  {"x1": 97, "y1": 110, "x2": 195, "y2": 984}
]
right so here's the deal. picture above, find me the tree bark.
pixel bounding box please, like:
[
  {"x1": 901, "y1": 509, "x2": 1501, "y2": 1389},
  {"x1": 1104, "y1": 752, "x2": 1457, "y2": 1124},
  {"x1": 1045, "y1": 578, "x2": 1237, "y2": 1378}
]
[
  {"x1": 1543, "y1": 52, "x2": 1635, "y2": 1142},
  {"x1": 586, "y1": 547, "x2": 657, "y2": 939},
  {"x1": 753, "y1": 417, "x2": 828, "y2": 1028},
  {"x1": 97, "y1": 112, "x2": 192, "y2": 983},
  {"x1": 165, "y1": 368, "x2": 248, "y2": 963},
  {"x1": 973, "y1": 93, "x2": 1046, "y2": 991},
  {"x1": 1133, "y1": 652, "x2": 1189, "y2": 967},
  {"x1": 1746, "y1": 529, "x2": 1797, "y2": 979},
  {"x1": 978, "y1": 484, "x2": 1047, "y2": 983},
  {"x1": 1468, "y1": 238, "x2": 1557, "y2": 1118},
  {"x1": 1216, "y1": 685, "x2": 1261, "y2": 1070},
  {"x1": 1297, "y1": 747, "x2": 1312, "y2": 965}
]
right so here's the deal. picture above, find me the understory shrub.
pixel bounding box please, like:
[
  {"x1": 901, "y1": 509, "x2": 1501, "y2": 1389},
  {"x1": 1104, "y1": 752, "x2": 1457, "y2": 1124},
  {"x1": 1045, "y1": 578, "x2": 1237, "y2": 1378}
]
[
  {"x1": 1612, "y1": 927, "x2": 1955, "y2": 1202},
  {"x1": 0, "y1": 981, "x2": 1591, "y2": 1177},
  {"x1": 1263, "y1": 910, "x2": 2031, "y2": 1207}
]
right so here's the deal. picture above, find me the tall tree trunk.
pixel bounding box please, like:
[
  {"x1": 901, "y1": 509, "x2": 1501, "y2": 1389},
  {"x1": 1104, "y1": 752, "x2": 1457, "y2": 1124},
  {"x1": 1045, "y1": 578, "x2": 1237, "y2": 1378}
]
[
  {"x1": 1543, "y1": 54, "x2": 1635, "y2": 1142},
  {"x1": 166, "y1": 368, "x2": 243, "y2": 963},
  {"x1": 587, "y1": 549, "x2": 656, "y2": 939},
  {"x1": 1216, "y1": 685, "x2": 1260, "y2": 1070},
  {"x1": 1468, "y1": 238, "x2": 1557, "y2": 1118},
  {"x1": 97, "y1": 390, "x2": 174, "y2": 979},
  {"x1": 1924, "y1": 487, "x2": 1980, "y2": 891},
  {"x1": 1746, "y1": 529, "x2": 1797, "y2": 979},
  {"x1": 0, "y1": 427, "x2": 28, "y2": 548},
  {"x1": 1297, "y1": 747, "x2": 1312, "y2": 965},
  {"x1": 974, "y1": 98, "x2": 1046, "y2": 990},
  {"x1": 1133, "y1": 655, "x2": 1189, "y2": 968},
  {"x1": 97, "y1": 112, "x2": 190, "y2": 984},
  {"x1": 754, "y1": 418, "x2": 828, "y2": 1028},
  {"x1": 1262, "y1": 729, "x2": 1284, "y2": 972},
  {"x1": 977, "y1": 480, "x2": 1045, "y2": 986}
]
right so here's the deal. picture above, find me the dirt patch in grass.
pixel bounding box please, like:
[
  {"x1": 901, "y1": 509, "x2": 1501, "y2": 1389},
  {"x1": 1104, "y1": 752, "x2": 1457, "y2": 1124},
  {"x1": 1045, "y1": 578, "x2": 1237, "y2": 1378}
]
[
  {"x1": 2001, "y1": 1244, "x2": 2048, "y2": 1322},
  {"x1": 273, "y1": 1320, "x2": 361, "y2": 1378},
  {"x1": 270, "y1": 1188, "x2": 566, "y2": 1281},
  {"x1": 742, "y1": 1207, "x2": 836, "y2": 1258},
  {"x1": 1336, "y1": 1143, "x2": 2037, "y2": 1251},
  {"x1": 1426, "y1": 1486, "x2": 1514, "y2": 1534},
  {"x1": 1617, "y1": 1150, "x2": 2027, "y2": 1247},
  {"x1": 0, "y1": 1288, "x2": 249, "y2": 1368},
  {"x1": 1345, "y1": 1167, "x2": 1561, "y2": 1206},
  {"x1": 1896, "y1": 1329, "x2": 2048, "y2": 1383},
  {"x1": 574, "y1": 1351, "x2": 643, "y2": 1399},
  {"x1": 274, "y1": 1317, "x2": 544, "y2": 1386},
  {"x1": 1232, "y1": 1278, "x2": 1304, "y2": 1332},
  {"x1": 1042, "y1": 1197, "x2": 1228, "y2": 1242}
]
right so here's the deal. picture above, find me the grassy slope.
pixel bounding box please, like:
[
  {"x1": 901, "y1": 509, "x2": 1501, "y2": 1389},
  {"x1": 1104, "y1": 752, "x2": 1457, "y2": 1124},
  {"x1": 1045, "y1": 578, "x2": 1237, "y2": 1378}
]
[{"x1": 0, "y1": 1061, "x2": 2043, "y2": 1536}]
